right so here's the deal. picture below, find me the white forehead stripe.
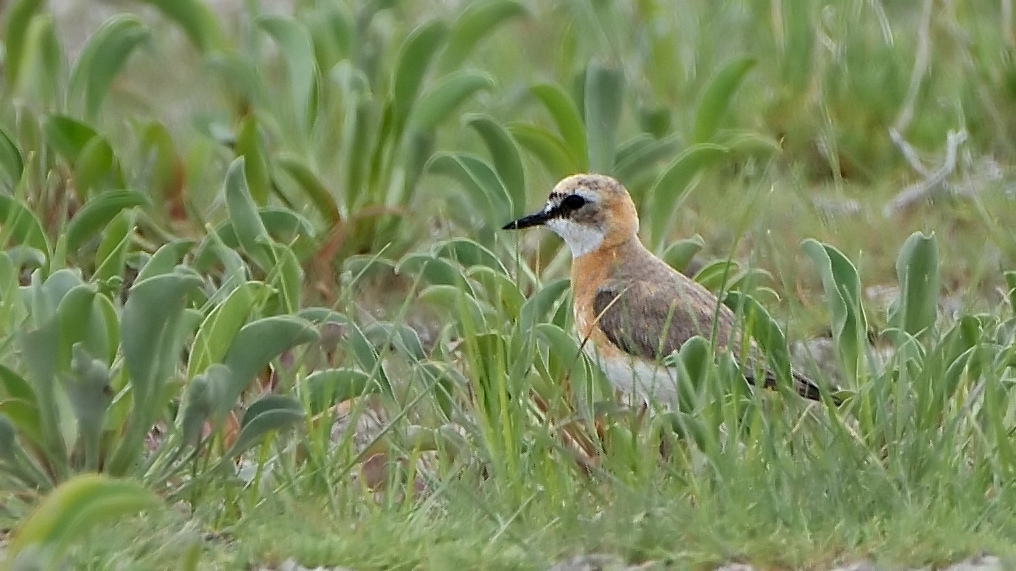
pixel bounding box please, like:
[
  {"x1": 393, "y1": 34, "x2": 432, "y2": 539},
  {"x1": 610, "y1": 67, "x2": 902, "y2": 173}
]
[{"x1": 545, "y1": 217, "x2": 605, "y2": 258}]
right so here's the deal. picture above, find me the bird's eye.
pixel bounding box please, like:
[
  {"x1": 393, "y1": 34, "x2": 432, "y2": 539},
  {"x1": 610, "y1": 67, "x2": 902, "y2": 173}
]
[{"x1": 561, "y1": 194, "x2": 587, "y2": 210}]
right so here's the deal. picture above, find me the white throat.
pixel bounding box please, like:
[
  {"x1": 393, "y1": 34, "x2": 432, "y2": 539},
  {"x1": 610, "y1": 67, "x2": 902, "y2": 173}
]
[{"x1": 545, "y1": 218, "x2": 605, "y2": 258}]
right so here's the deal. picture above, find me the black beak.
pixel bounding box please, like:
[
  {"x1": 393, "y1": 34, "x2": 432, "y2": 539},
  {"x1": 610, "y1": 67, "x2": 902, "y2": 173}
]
[{"x1": 502, "y1": 210, "x2": 549, "y2": 230}]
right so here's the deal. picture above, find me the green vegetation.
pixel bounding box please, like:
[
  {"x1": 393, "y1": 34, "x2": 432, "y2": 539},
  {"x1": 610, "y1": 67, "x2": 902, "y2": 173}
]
[{"x1": 1, "y1": 0, "x2": 1016, "y2": 569}]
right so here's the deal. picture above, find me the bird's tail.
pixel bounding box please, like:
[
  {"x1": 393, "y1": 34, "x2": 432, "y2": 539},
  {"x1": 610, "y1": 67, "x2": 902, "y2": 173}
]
[
  {"x1": 753, "y1": 369, "x2": 842, "y2": 405},
  {"x1": 792, "y1": 370, "x2": 842, "y2": 405}
]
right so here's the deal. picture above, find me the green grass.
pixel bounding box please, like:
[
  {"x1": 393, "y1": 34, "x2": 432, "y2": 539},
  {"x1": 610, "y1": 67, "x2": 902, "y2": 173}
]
[{"x1": 2, "y1": 0, "x2": 1016, "y2": 569}]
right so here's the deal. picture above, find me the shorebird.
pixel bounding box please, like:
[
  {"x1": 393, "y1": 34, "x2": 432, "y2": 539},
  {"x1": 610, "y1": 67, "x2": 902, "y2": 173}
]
[{"x1": 503, "y1": 173, "x2": 836, "y2": 408}]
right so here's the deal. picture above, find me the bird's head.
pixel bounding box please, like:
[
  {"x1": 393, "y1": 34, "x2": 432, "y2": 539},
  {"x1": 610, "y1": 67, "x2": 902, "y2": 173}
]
[{"x1": 502, "y1": 173, "x2": 639, "y2": 257}]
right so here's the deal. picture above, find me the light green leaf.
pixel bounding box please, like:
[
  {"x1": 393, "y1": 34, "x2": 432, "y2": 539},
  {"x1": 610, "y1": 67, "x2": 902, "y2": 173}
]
[
  {"x1": 802, "y1": 239, "x2": 868, "y2": 381},
  {"x1": 0, "y1": 194, "x2": 50, "y2": 259},
  {"x1": 888, "y1": 231, "x2": 940, "y2": 340},
  {"x1": 646, "y1": 143, "x2": 728, "y2": 248},
  {"x1": 219, "y1": 316, "x2": 319, "y2": 418},
  {"x1": 235, "y1": 116, "x2": 271, "y2": 207},
  {"x1": 93, "y1": 209, "x2": 134, "y2": 282},
  {"x1": 0, "y1": 124, "x2": 24, "y2": 190},
  {"x1": 258, "y1": 15, "x2": 320, "y2": 130},
  {"x1": 42, "y1": 115, "x2": 99, "y2": 165},
  {"x1": 224, "y1": 157, "x2": 273, "y2": 271},
  {"x1": 136, "y1": 0, "x2": 222, "y2": 53},
  {"x1": 304, "y1": 368, "x2": 377, "y2": 414},
  {"x1": 120, "y1": 266, "x2": 203, "y2": 405},
  {"x1": 8, "y1": 474, "x2": 159, "y2": 568},
  {"x1": 584, "y1": 62, "x2": 625, "y2": 173},
  {"x1": 529, "y1": 83, "x2": 587, "y2": 167},
  {"x1": 275, "y1": 154, "x2": 340, "y2": 224},
  {"x1": 3, "y1": 0, "x2": 46, "y2": 89},
  {"x1": 508, "y1": 123, "x2": 578, "y2": 181},
  {"x1": 188, "y1": 281, "x2": 272, "y2": 378},
  {"x1": 437, "y1": 0, "x2": 527, "y2": 72},
  {"x1": 465, "y1": 114, "x2": 526, "y2": 214},
  {"x1": 73, "y1": 135, "x2": 121, "y2": 199},
  {"x1": 65, "y1": 190, "x2": 147, "y2": 255},
  {"x1": 68, "y1": 15, "x2": 151, "y2": 120},
  {"x1": 225, "y1": 395, "x2": 304, "y2": 458},
  {"x1": 433, "y1": 238, "x2": 507, "y2": 274},
  {"x1": 391, "y1": 19, "x2": 448, "y2": 135},
  {"x1": 692, "y1": 56, "x2": 756, "y2": 143},
  {"x1": 410, "y1": 70, "x2": 494, "y2": 132},
  {"x1": 661, "y1": 236, "x2": 705, "y2": 272},
  {"x1": 426, "y1": 152, "x2": 512, "y2": 223}
]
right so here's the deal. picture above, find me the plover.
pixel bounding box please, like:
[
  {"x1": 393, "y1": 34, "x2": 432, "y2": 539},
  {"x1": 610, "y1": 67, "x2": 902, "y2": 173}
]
[{"x1": 503, "y1": 173, "x2": 836, "y2": 407}]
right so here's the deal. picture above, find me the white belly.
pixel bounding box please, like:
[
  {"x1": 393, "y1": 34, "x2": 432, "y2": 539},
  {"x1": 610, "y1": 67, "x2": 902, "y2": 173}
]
[{"x1": 582, "y1": 344, "x2": 679, "y2": 408}]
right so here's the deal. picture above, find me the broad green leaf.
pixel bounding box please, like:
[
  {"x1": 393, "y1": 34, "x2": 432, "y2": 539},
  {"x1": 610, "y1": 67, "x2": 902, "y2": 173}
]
[
  {"x1": 530, "y1": 83, "x2": 587, "y2": 167},
  {"x1": 535, "y1": 322, "x2": 598, "y2": 406},
  {"x1": 724, "y1": 291, "x2": 791, "y2": 384},
  {"x1": 205, "y1": 52, "x2": 264, "y2": 105},
  {"x1": 467, "y1": 265, "x2": 525, "y2": 317},
  {"x1": 188, "y1": 281, "x2": 272, "y2": 378},
  {"x1": 137, "y1": 121, "x2": 181, "y2": 206},
  {"x1": 410, "y1": 70, "x2": 494, "y2": 132},
  {"x1": 68, "y1": 15, "x2": 151, "y2": 120},
  {"x1": 675, "y1": 335, "x2": 711, "y2": 411},
  {"x1": 420, "y1": 284, "x2": 489, "y2": 330},
  {"x1": 15, "y1": 13, "x2": 63, "y2": 104},
  {"x1": 134, "y1": 239, "x2": 195, "y2": 283},
  {"x1": 258, "y1": 15, "x2": 320, "y2": 130},
  {"x1": 93, "y1": 210, "x2": 134, "y2": 282},
  {"x1": 802, "y1": 239, "x2": 868, "y2": 380},
  {"x1": 0, "y1": 194, "x2": 50, "y2": 257},
  {"x1": 8, "y1": 474, "x2": 159, "y2": 568},
  {"x1": 42, "y1": 115, "x2": 99, "y2": 165},
  {"x1": 584, "y1": 62, "x2": 625, "y2": 173},
  {"x1": 888, "y1": 231, "x2": 940, "y2": 340},
  {"x1": 268, "y1": 242, "x2": 303, "y2": 313},
  {"x1": 64, "y1": 345, "x2": 113, "y2": 470},
  {"x1": 177, "y1": 369, "x2": 213, "y2": 445},
  {"x1": 0, "y1": 124, "x2": 24, "y2": 189},
  {"x1": 465, "y1": 114, "x2": 526, "y2": 214},
  {"x1": 426, "y1": 152, "x2": 512, "y2": 223},
  {"x1": 646, "y1": 143, "x2": 728, "y2": 248},
  {"x1": 56, "y1": 285, "x2": 108, "y2": 370},
  {"x1": 437, "y1": 0, "x2": 527, "y2": 72},
  {"x1": 613, "y1": 134, "x2": 682, "y2": 187},
  {"x1": 225, "y1": 395, "x2": 304, "y2": 458},
  {"x1": 302, "y1": 3, "x2": 353, "y2": 70},
  {"x1": 692, "y1": 56, "x2": 756, "y2": 143},
  {"x1": 65, "y1": 190, "x2": 147, "y2": 254},
  {"x1": 661, "y1": 236, "x2": 705, "y2": 272},
  {"x1": 391, "y1": 20, "x2": 448, "y2": 135},
  {"x1": 275, "y1": 154, "x2": 340, "y2": 224},
  {"x1": 396, "y1": 253, "x2": 472, "y2": 291},
  {"x1": 235, "y1": 116, "x2": 271, "y2": 206},
  {"x1": 518, "y1": 277, "x2": 570, "y2": 333},
  {"x1": 120, "y1": 267, "x2": 202, "y2": 406},
  {"x1": 433, "y1": 238, "x2": 508, "y2": 274},
  {"x1": 3, "y1": 0, "x2": 46, "y2": 89},
  {"x1": 693, "y1": 259, "x2": 740, "y2": 293},
  {"x1": 224, "y1": 157, "x2": 273, "y2": 270},
  {"x1": 219, "y1": 316, "x2": 319, "y2": 418},
  {"x1": 1006, "y1": 271, "x2": 1016, "y2": 313},
  {"x1": 508, "y1": 123, "x2": 578, "y2": 181},
  {"x1": 73, "y1": 136, "x2": 121, "y2": 199},
  {"x1": 137, "y1": 0, "x2": 222, "y2": 52},
  {"x1": 366, "y1": 321, "x2": 426, "y2": 362},
  {"x1": 304, "y1": 368, "x2": 375, "y2": 414},
  {"x1": 0, "y1": 365, "x2": 36, "y2": 404}
]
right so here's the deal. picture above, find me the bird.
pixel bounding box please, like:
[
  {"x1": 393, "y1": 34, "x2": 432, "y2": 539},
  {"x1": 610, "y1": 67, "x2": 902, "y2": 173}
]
[{"x1": 503, "y1": 173, "x2": 838, "y2": 408}]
